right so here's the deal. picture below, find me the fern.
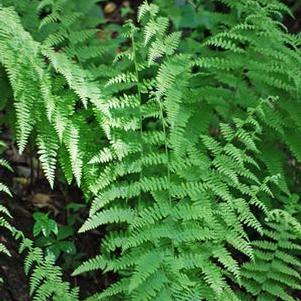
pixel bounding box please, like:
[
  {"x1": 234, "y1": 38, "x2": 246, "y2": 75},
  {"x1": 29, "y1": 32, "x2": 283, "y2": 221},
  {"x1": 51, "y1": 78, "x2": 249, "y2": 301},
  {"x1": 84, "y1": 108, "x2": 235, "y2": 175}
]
[
  {"x1": 241, "y1": 209, "x2": 301, "y2": 301},
  {"x1": 191, "y1": 0, "x2": 301, "y2": 197},
  {"x1": 0, "y1": 145, "x2": 12, "y2": 283},
  {"x1": 18, "y1": 237, "x2": 79, "y2": 301},
  {"x1": 0, "y1": 0, "x2": 301, "y2": 300},
  {"x1": 38, "y1": 0, "x2": 106, "y2": 62},
  {"x1": 0, "y1": 139, "x2": 77, "y2": 299},
  {"x1": 0, "y1": 5, "x2": 105, "y2": 190},
  {"x1": 75, "y1": 4, "x2": 281, "y2": 299},
  {"x1": 0, "y1": 6, "x2": 41, "y2": 152}
]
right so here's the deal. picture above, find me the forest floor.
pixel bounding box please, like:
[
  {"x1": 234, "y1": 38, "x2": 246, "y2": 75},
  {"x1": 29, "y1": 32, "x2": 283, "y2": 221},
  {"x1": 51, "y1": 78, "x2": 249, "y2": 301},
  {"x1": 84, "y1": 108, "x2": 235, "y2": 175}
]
[{"x1": 0, "y1": 128, "x2": 110, "y2": 300}]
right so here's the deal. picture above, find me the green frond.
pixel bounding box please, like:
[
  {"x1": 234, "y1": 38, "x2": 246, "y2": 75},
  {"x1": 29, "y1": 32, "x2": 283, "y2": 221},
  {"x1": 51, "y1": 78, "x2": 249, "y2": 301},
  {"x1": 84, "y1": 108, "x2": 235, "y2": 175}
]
[
  {"x1": 39, "y1": 11, "x2": 61, "y2": 29},
  {"x1": 0, "y1": 6, "x2": 40, "y2": 152},
  {"x1": 41, "y1": 47, "x2": 102, "y2": 109},
  {"x1": 64, "y1": 125, "x2": 83, "y2": 187},
  {"x1": 0, "y1": 183, "x2": 12, "y2": 197},
  {"x1": 128, "y1": 250, "x2": 164, "y2": 292},
  {"x1": 148, "y1": 32, "x2": 181, "y2": 64},
  {"x1": 212, "y1": 247, "x2": 240, "y2": 282},
  {"x1": 73, "y1": 255, "x2": 107, "y2": 276},
  {"x1": 138, "y1": 1, "x2": 159, "y2": 22},
  {"x1": 0, "y1": 158, "x2": 13, "y2": 171},
  {"x1": 20, "y1": 239, "x2": 79, "y2": 301},
  {"x1": 37, "y1": 126, "x2": 59, "y2": 188},
  {"x1": 0, "y1": 243, "x2": 10, "y2": 256},
  {"x1": 177, "y1": 253, "x2": 226, "y2": 295},
  {"x1": 241, "y1": 210, "x2": 301, "y2": 301},
  {"x1": 79, "y1": 208, "x2": 136, "y2": 232},
  {"x1": 90, "y1": 182, "x2": 141, "y2": 213},
  {"x1": 1, "y1": 1, "x2": 300, "y2": 300}
]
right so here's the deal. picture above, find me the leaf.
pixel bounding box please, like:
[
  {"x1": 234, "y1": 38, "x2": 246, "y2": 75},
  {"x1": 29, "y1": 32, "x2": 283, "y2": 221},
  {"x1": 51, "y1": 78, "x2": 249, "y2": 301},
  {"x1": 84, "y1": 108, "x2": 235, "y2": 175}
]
[
  {"x1": 58, "y1": 241, "x2": 76, "y2": 255},
  {"x1": 33, "y1": 212, "x2": 58, "y2": 237},
  {"x1": 57, "y1": 226, "x2": 74, "y2": 240}
]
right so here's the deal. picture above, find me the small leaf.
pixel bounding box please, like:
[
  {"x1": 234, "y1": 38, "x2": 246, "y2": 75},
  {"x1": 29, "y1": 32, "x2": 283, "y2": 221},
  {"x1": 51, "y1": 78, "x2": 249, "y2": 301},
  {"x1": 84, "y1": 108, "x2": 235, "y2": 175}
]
[
  {"x1": 33, "y1": 212, "x2": 58, "y2": 237},
  {"x1": 57, "y1": 226, "x2": 74, "y2": 240},
  {"x1": 59, "y1": 241, "x2": 76, "y2": 254}
]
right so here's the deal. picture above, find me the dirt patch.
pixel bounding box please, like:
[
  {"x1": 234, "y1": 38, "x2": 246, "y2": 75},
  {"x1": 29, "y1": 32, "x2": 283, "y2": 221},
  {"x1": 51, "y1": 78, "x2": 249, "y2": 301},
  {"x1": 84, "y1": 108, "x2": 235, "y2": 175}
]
[{"x1": 0, "y1": 130, "x2": 109, "y2": 300}]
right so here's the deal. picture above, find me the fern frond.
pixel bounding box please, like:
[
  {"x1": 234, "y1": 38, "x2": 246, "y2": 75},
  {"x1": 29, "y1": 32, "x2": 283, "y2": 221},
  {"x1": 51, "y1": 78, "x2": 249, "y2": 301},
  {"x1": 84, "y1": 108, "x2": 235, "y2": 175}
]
[
  {"x1": 79, "y1": 207, "x2": 135, "y2": 232},
  {"x1": 37, "y1": 126, "x2": 59, "y2": 188},
  {"x1": 241, "y1": 210, "x2": 301, "y2": 301}
]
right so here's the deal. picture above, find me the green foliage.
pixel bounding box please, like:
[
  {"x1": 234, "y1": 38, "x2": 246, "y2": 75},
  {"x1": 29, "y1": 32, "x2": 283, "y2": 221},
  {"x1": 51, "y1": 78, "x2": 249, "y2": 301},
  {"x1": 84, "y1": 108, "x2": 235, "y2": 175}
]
[
  {"x1": 17, "y1": 235, "x2": 79, "y2": 301},
  {"x1": 0, "y1": 4, "x2": 99, "y2": 189},
  {"x1": 0, "y1": 141, "x2": 12, "y2": 284},
  {"x1": 241, "y1": 209, "x2": 301, "y2": 301},
  {"x1": 0, "y1": 145, "x2": 78, "y2": 300},
  {"x1": 184, "y1": 0, "x2": 301, "y2": 196},
  {"x1": 0, "y1": 141, "x2": 78, "y2": 298},
  {"x1": 33, "y1": 212, "x2": 76, "y2": 260},
  {"x1": 0, "y1": 0, "x2": 300, "y2": 300},
  {"x1": 33, "y1": 212, "x2": 58, "y2": 237}
]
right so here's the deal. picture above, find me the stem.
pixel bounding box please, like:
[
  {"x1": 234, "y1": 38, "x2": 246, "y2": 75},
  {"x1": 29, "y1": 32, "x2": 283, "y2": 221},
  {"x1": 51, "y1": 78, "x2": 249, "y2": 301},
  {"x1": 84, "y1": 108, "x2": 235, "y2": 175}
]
[
  {"x1": 158, "y1": 100, "x2": 171, "y2": 206},
  {"x1": 141, "y1": 3, "x2": 174, "y2": 254},
  {"x1": 156, "y1": 96, "x2": 173, "y2": 256},
  {"x1": 131, "y1": 31, "x2": 143, "y2": 210}
]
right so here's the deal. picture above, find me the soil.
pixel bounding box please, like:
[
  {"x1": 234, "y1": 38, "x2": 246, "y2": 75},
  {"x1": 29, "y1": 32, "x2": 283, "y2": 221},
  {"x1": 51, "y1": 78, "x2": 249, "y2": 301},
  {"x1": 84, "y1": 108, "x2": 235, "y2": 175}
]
[{"x1": 0, "y1": 129, "x2": 110, "y2": 300}]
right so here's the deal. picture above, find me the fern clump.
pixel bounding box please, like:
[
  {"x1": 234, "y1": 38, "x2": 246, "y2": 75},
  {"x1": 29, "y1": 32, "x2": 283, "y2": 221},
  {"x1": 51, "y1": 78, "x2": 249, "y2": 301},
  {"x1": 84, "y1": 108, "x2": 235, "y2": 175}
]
[
  {"x1": 0, "y1": 4, "x2": 104, "y2": 189},
  {"x1": 0, "y1": 210, "x2": 79, "y2": 300},
  {"x1": 0, "y1": 0, "x2": 300, "y2": 300},
  {"x1": 190, "y1": 0, "x2": 301, "y2": 196},
  {"x1": 17, "y1": 237, "x2": 79, "y2": 301},
  {"x1": 74, "y1": 3, "x2": 283, "y2": 300}
]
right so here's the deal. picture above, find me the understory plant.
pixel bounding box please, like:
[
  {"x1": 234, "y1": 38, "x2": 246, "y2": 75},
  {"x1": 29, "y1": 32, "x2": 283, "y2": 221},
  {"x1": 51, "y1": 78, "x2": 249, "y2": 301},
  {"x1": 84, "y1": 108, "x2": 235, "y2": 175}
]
[{"x1": 0, "y1": 0, "x2": 300, "y2": 300}]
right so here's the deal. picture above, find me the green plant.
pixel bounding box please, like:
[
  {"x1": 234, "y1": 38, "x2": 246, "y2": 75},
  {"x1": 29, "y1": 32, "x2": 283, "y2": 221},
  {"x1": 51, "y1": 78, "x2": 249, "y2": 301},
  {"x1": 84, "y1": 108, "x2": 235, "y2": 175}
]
[
  {"x1": 1, "y1": 206, "x2": 79, "y2": 299},
  {"x1": 16, "y1": 233, "x2": 79, "y2": 301},
  {"x1": 33, "y1": 212, "x2": 76, "y2": 260},
  {"x1": 179, "y1": 0, "x2": 301, "y2": 196},
  {"x1": 0, "y1": 139, "x2": 78, "y2": 298},
  {"x1": 0, "y1": 141, "x2": 13, "y2": 284},
  {"x1": 241, "y1": 208, "x2": 301, "y2": 301},
  {"x1": 65, "y1": 202, "x2": 85, "y2": 226},
  {"x1": 72, "y1": 4, "x2": 283, "y2": 299},
  {"x1": 0, "y1": 160, "x2": 79, "y2": 301},
  {"x1": 0, "y1": 0, "x2": 300, "y2": 300}
]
